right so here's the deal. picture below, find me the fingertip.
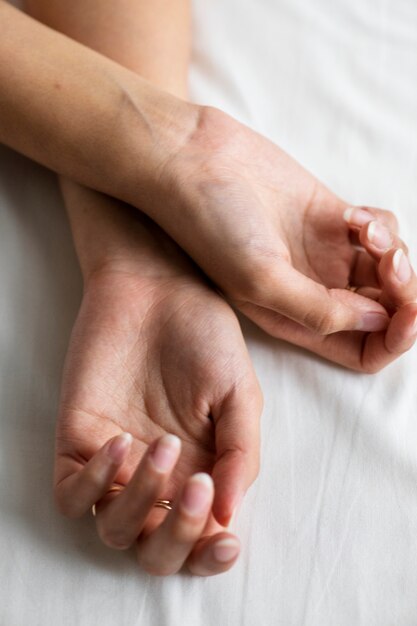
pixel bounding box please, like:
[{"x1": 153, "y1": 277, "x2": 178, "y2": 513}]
[
  {"x1": 343, "y1": 207, "x2": 354, "y2": 223},
  {"x1": 385, "y1": 305, "x2": 417, "y2": 354},
  {"x1": 361, "y1": 220, "x2": 393, "y2": 256},
  {"x1": 186, "y1": 532, "x2": 240, "y2": 576},
  {"x1": 343, "y1": 206, "x2": 373, "y2": 228},
  {"x1": 212, "y1": 537, "x2": 240, "y2": 564},
  {"x1": 377, "y1": 247, "x2": 417, "y2": 311},
  {"x1": 148, "y1": 433, "x2": 182, "y2": 474},
  {"x1": 354, "y1": 311, "x2": 389, "y2": 333},
  {"x1": 225, "y1": 493, "x2": 243, "y2": 529},
  {"x1": 211, "y1": 453, "x2": 246, "y2": 526},
  {"x1": 392, "y1": 249, "x2": 412, "y2": 283},
  {"x1": 106, "y1": 432, "x2": 133, "y2": 464},
  {"x1": 212, "y1": 486, "x2": 244, "y2": 528},
  {"x1": 212, "y1": 493, "x2": 234, "y2": 527},
  {"x1": 404, "y1": 311, "x2": 417, "y2": 339}
]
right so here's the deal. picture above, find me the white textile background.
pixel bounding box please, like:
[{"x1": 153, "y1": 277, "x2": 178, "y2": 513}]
[{"x1": 1, "y1": 1, "x2": 417, "y2": 625}]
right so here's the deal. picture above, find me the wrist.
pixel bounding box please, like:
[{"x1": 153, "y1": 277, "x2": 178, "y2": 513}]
[
  {"x1": 61, "y1": 179, "x2": 201, "y2": 287},
  {"x1": 0, "y1": 2, "x2": 199, "y2": 207},
  {"x1": 115, "y1": 84, "x2": 201, "y2": 210}
]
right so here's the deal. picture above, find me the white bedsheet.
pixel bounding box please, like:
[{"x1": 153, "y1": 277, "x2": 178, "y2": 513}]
[{"x1": 1, "y1": 1, "x2": 417, "y2": 624}]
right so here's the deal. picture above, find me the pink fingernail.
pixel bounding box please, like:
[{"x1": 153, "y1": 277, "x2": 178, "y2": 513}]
[
  {"x1": 367, "y1": 221, "x2": 392, "y2": 250},
  {"x1": 227, "y1": 494, "x2": 243, "y2": 528},
  {"x1": 343, "y1": 207, "x2": 373, "y2": 227},
  {"x1": 356, "y1": 312, "x2": 389, "y2": 332},
  {"x1": 107, "y1": 432, "x2": 133, "y2": 464},
  {"x1": 213, "y1": 538, "x2": 240, "y2": 563},
  {"x1": 393, "y1": 249, "x2": 411, "y2": 283},
  {"x1": 406, "y1": 313, "x2": 417, "y2": 338},
  {"x1": 181, "y1": 473, "x2": 213, "y2": 516},
  {"x1": 151, "y1": 434, "x2": 181, "y2": 472}
]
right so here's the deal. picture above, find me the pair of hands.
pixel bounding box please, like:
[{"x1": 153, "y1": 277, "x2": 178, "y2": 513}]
[{"x1": 55, "y1": 108, "x2": 417, "y2": 577}]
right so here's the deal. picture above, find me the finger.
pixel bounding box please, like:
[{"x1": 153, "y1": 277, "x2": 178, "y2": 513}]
[
  {"x1": 95, "y1": 434, "x2": 181, "y2": 550},
  {"x1": 343, "y1": 206, "x2": 399, "y2": 234},
  {"x1": 358, "y1": 221, "x2": 408, "y2": 263},
  {"x1": 349, "y1": 249, "x2": 380, "y2": 288},
  {"x1": 136, "y1": 473, "x2": 214, "y2": 576},
  {"x1": 210, "y1": 381, "x2": 262, "y2": 527},
  {"x1": 250, "y1": 261, "x2": 389, "y2": 335},
  {"x1": 186, "y1": 532, "x2": 240, "y2": 576},
  {"x1": 361, "y1": 304, "x2": 417, "y2": 373},
  {"x1": 353, "y1": 286, "x2": 382, "y2": 301},
  {"x1": 54, "y1": 432, "x2": 133, "y2": 519},
  {"x1": 238, "y1": 300, "x2": 416, "y2": 373},
  {"x1": 377, "y1": 248, "x2": 417, "y2": 312}
]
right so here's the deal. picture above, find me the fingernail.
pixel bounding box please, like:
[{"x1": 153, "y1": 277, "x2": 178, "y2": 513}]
[
  {"x1": 227, "y1": 494, "x2": 243, "y2": 528},
  {"x1": 343, "y1": 207, "x2": 373, "y2": 226},
  {"x1": 367, "y1": 221, "x2": 392, "y2": 250},
  {"x1": 213, "y1": 538, "x2": 240, "y2": 563},
  {"x1": 151, "y1": 434, "x2": 181, "y2": 472},
  {"x1": 107, "y1": 432, "x2": 133, "y2": 464},
  {"x1": 181, "y1": 473, "x2": 213, "y2": 516},
  {"x1": 355, "y1": 312, "x2": 389, "y2": 332},
  {"x1": 405, "y1": 313, "x2": 417, "y2": 338},
  {"x1": 393, "y1": 249, "x2": 411, "y2": 283}
]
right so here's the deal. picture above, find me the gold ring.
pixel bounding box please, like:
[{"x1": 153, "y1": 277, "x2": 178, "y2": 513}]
[
  {"x1": 91, "y1": 488, "x2": 173, "y2": 516},
  {"x1": 91, "y1": 485, "x2": 123, "y2": 517},
  {"x1": 345, "y1": 283, "x2": 359, "y2": 293},
  {"x1": 154, "y1": 499, "x2": 173, "y2": 511}
]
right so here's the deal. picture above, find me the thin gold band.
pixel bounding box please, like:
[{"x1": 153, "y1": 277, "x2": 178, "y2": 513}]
[
  {"x1": 153, "y1": 499, "x2": 173, "y2": 511},
  {"x1": 91, "y1": 487, "x2": 173, "y2": 517},
  {"x1": 345, "y1": 283, "x2": 359, "y2": 293}
]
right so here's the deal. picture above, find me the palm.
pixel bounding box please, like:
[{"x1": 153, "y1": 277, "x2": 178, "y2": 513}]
[
  {"x1": 55, "y1": 270, "x2": 259, "y2": 531},
  {"x1": 162, "y1": 107, "x2": 414, "y2": 372},
  {"x1": 238, "y1": 180, "x2": 404, "y2": 370}
]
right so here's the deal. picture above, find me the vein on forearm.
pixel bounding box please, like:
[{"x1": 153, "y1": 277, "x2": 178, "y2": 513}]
[{"x1": 0, "y1": 1, "x2": 191, "y2": 208}]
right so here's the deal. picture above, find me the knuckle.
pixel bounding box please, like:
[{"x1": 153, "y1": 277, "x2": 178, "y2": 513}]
[
  {"x1": 233, "y1": 259, "x2": 279, "y2": 303},
  {"x1": 303, "y1": 308, "x2": 336, "y2": 335},
  {"x1": 171, "y1": 517, "x2": 199, "y2": 544}
]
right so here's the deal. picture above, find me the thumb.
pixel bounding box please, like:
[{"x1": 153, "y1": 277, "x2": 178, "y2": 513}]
[
  {"x1": 256, "y1": 261, "x2": 389, "y2": 335},
  {"x1": 210, "y1": 382, "x2": 262, "y2": 527}
]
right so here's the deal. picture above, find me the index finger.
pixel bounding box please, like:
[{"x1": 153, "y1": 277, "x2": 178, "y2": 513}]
[{"x1": 54, "y1": 432, "x2": 133, "y2": 518}]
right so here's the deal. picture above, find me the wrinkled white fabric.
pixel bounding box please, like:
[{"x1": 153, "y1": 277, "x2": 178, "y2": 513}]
[{"x1": 1, "y1": 1, "x2": 417, "y2": 624}]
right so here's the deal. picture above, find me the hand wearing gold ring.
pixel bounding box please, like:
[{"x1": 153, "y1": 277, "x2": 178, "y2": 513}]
[
  {"x1": 91, "y1": 487, "x2": 175, "y2": 516},
  {"x1": 53, "y1": 189, "x2": 261, "y2": 577},
  {"x1": 91, "y1": 491, "x2": 173, "y2": 517}
]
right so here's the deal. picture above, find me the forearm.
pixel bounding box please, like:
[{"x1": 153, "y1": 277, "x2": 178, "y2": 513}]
[
  {"x1": 23, "y1": 0, "x2": 190, "y2": 99},
  {"x1": 23, "y1": 0, "x2": 191, "y2": 276},
  {"x1": 0, "y1": 1, "x2": 195, "y2": 203}
]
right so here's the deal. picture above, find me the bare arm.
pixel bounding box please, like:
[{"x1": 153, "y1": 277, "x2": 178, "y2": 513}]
[
  {"x1": 5, "y1": 0, "x2": 415, "y2": 367},
  {"x1": 0, "y1": 1, "x2": 195, "y2": 202},
  {"x1": 22, "y1": 1, "x2": 259, "y2": 574},
  {"x1": 24, "y1": 0, "x2": 190, "y2": 97},
  {"x1": 23, "y1": 0, "x2": 191, "y2": 272}
]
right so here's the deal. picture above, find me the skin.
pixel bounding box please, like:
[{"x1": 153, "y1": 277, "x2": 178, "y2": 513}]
[
  {"x1": 24, "y1": 0, "x2": 261, "y2": 576},
  {"x1": 56, "y1": 187, "x2": 262, "y2": 576},
  {"x1": 5, "y1": 0, "x2": 417, "y2": 577},
  {"x1": 2, "y1": 0, "x2": 416, "y2": 351}
]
